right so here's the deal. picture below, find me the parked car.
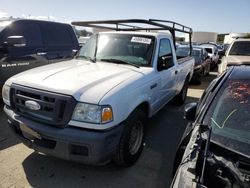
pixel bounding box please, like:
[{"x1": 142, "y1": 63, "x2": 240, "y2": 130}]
[
  {"x1": 0, "y1": 19, "x2": 80, "y2": 91},
  {"x1": 172, "y1": 63, "x2": 250, "y2": 188},
  {"x1": 3, "y1": 19, "x2": 194, "y2": 167},
  {"x1": 176, "y1": 46, "x2": 211, "y2": 84},
  {"x1": 218, "y1": 38, "x2": 250, "y2": 74},
  {"x1": 200, "y1": 44, "x2": 219, "y2": 69}
]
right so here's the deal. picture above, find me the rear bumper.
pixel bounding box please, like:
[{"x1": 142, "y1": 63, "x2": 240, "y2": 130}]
[{"x1": 4, "y1": 105, "x2": 124, "y2": 165}]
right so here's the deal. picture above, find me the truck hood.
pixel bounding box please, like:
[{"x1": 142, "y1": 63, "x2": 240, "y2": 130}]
[
  {"x1": 226, "y1": 55, "x2": 250, "y2": 65},
  {"x1": 8, "y1": 59, "x2": 144, "y2": 103}
]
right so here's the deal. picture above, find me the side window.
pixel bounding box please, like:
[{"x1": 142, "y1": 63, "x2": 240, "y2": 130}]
[
  {"x1": 159, "y1": 39, "x2": 172, "y2": 57},
  {"x1": 157, "y1": 39, "x2": 174, "y2": 70},
  {"x1": 0, "y1": 21, "x2": 42, "y2": 47},
  {"x1": 41, "y1": 23, "x2": 74, "y2": 46}
]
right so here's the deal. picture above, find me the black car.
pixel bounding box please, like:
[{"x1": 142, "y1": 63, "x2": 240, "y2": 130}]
[
  {"x1": 172, "y1": 63, "x2": 250, "y2": 188},
  {"x1": 0, "y1": 19, "x2": 80, "y2": 90}
]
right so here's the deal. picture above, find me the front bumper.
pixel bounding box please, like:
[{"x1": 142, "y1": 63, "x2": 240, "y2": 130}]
[{"x1": 4, "y1": 105, "x2": 124, "y2": 165}]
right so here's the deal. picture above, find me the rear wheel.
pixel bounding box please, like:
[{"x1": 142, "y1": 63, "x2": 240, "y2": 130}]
[
  {"x1": 113, "y1": 109, "x2": 145, "y2": 167},
  {"x1": 174, "y1": 78, "x2": 188, "y2": 105}
]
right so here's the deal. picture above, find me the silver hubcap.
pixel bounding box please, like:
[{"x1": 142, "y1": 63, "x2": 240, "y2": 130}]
[{"x1": 128, "y1": 121, "x2": 143, "y2": 155}]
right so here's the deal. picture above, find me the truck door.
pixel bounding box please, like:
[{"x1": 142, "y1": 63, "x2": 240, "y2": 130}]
[
  {"x1": 157, "y1": 38, "x2": 177, "y2": 104},
  {"x1": 0, "y1": 20, "x2": 48, "y2": 86},
  {"x1": 40, "y1": 22, "x2": 76, "y2": 64}
]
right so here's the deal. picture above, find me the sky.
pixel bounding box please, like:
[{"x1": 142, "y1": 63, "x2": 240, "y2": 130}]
[{"x1": 0, "y1": 0, "x2": 250, "y2": 33}]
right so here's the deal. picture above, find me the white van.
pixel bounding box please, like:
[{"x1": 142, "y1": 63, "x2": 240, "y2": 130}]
[{"x1": 200, "y1": 44, "x2": 219, "y2": 68}]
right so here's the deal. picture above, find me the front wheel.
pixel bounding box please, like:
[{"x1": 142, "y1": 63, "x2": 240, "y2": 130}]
[
  {"x1": 174, "y1": 78, "x2": 188, "y2": 105},
  {"x1": 113, "y1": 109, "x2": 145, "y2": 167},
  {"x1": 205, "y1": 64, "x2": 210, "y2": 76}
]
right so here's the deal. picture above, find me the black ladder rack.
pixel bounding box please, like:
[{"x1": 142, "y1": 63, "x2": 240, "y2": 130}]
[{"x1": 71, "y1": 19, "x2": 192, "y2": 51}]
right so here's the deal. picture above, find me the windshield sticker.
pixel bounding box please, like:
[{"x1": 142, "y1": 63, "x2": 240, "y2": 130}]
[{"x1": 131, "y1": 37, "x2": 151, "y2": 44}]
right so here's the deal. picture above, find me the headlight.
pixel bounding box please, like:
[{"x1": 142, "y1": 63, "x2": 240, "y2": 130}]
[
  {"x1": 2, "y1": 84, "x2": 10, "y2": 106},
  {"x1": 72, "y1": 103, "x2": 113, "y2": 124}
]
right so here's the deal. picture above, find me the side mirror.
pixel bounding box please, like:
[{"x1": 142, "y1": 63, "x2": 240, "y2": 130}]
[
  {"x1": 5, "y1": 36, "x2": 26, "y2": 47},
  {"x1": 72, "y1": 49, "x2": 78, "y2": 56},
  {"x1": 157, "y1": 55, "x2": 173, "y2": 71},
  {"x1": 184, "y1": 102, "x2": 197, "y2": 121}
]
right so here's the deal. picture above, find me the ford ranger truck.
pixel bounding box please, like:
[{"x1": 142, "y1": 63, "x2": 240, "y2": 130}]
[{"x1": 3, "y1": 19, "x2": 194, "y2": 167}]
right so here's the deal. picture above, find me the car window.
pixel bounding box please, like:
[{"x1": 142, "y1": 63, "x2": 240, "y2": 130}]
[
  {"x1": 176, "y1": 47, "x2": 190, "y2": 57},
  {"x1": 159, "y1": 39, "x2": 172, "y2": 57},
  {"x1": 158, "y1": 38, "x2": 174, "y2": 67},
  {"x1": 229, "y1": 41, "x2": 250, "y2": 56},
  {"x1": 40, "y1": 23, "x2": 74, "y2": 46},
  {"x1": 0, "y1": 21, "x2": 42, "y2": 47},
  {"x1": 204, "y1": 79, "x2": 250, "y2": 156},
  {"x1": 205, "y1": 48, "x2": 213, "y2": 54}
]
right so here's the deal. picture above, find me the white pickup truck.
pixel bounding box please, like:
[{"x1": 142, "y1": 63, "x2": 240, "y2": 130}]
[{"x1": 3, "y1": 19, "x2": 194, "y2": 166}]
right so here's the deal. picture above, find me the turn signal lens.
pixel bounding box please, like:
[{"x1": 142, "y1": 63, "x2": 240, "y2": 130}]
[{"x1": 101, "y1": 107, "x2": 113, "y2": 123}]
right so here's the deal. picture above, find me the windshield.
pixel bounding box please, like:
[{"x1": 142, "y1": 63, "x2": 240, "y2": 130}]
[
  {"x1": 192, "y1": 49, "x2": 201, "y2": 57},
  {"x1": 204, "y1": 79, "x2": 250, "y2": 157},
  {"x1": 229, "y1": 41, "x2": 250, "y2": 56},
  {"x1": 204, "y1": 48, "x2": 213, "y2": 54},
  {"x1": 192, "y1": 49, "x2": 202, "y2": 62},
  {"x1": 176, "y1": 47, "x2": 190, "y2": 57},
  {"x1": 77, "y1": 33, "x2": 155, "y2": 67}
]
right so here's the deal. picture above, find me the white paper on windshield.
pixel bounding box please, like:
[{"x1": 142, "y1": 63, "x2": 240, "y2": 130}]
[{"x1": 131, "y1": 37, "x2": 152, "y2": 44}]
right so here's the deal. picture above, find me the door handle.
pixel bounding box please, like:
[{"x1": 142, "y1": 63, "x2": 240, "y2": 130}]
[{"x1": 37, "y1": 52, "x2": 47, "y2": 56}]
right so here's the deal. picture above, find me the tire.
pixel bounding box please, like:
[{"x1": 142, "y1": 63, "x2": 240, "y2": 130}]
[
  {"x1": 174, "y1": 78, "x2": 188, "y2": 105},
  {"x1": 205, "y1": 64, "x2": 210, "y2": 76},
  {"x1": 113, "y1": 109, "x2": 145, "y2": 167}
]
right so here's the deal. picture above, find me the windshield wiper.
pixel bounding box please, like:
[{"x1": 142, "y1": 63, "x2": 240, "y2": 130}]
[
  {"x1": 76, "y1": 55, "x2": 96, "y2": 63},
  {"x1": 99, "y1": 58, "x2": 140, "y2": 68}
]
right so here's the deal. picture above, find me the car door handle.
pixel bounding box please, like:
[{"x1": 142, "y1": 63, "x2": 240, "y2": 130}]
[
  {"x1": 37, "y1": 52, "x2": 47, "y2": 56},
  {"x1": 150, "y1": 83, "x2": 157, "y2": 89}
]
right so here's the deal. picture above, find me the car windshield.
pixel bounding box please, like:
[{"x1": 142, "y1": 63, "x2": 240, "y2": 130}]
[
  {"x1": 204, "y1": 48, "x2": 213, "y2": 54},
  {"x1": 205, "y1": 79, "x2": 250, "y2": 157},
  {"x1": 77, "y1": 33, "x2": 155, "y2": 67},
  {"x1": 229, "y1": 41, "x2": 250, "y2": 56},
  {"x1": 176, "y1": 47, "x2": 190, "y2": 57},
  {"x1": 192, "y1": 49, "x2": 201, "y2": 57}
]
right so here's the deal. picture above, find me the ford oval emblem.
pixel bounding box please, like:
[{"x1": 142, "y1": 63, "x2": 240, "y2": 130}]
[{"x1": 25, "y1": 100, "x2": 41, "y2": 111}]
